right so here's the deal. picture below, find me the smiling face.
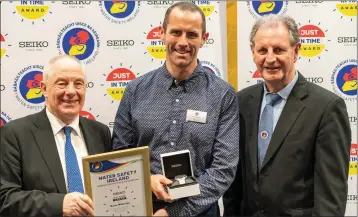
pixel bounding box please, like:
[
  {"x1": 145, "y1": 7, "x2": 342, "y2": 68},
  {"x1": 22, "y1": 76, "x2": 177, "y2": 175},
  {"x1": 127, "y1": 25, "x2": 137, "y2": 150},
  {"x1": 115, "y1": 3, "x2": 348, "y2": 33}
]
[
  {"x1": 41, "y1": 57, "x2": 86, "y2": 124},
  {"x1": 251, "y1": 22, "x2": 300, "y2": 92},
  {"x1": 160, "y1": 7, "x2": 208, "y2": 78}
]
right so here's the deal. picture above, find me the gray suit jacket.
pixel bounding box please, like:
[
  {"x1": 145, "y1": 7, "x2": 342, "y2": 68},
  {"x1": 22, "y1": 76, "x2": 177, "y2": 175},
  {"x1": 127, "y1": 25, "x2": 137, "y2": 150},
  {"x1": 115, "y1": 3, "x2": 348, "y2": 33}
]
[
  {"x1": 0, "y1": 109, "x2": 112, "y2": 216},
  {"x1": 224, "y1": 73, "x2": 351, "y2": 216}
]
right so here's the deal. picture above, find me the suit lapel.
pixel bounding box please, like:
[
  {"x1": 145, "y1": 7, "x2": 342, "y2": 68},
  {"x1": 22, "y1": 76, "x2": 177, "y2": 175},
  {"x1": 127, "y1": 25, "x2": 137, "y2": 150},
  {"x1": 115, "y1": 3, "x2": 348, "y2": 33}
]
[
  {"x1": 248, "y1": 85, "x2": 264, "y2": 177},
  {"x1": 32, "y1": 110, "x2": 67, "y2": 193},
  {"x1": 261, "y1": 73, "x2": 308, "y2": 170},
  {"x1": 79, "y1": 117, "x2": 98, "y2": 155}
]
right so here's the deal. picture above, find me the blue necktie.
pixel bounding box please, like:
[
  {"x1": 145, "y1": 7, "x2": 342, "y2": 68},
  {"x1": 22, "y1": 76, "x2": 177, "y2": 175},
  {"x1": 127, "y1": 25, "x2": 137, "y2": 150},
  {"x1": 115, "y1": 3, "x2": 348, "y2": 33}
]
[
  {"x1": 63, "y1": 126, "x2": 84, "y2": 193},
  {"x1": 258, "y1": 93, "x2": 282, "y2": 169}
]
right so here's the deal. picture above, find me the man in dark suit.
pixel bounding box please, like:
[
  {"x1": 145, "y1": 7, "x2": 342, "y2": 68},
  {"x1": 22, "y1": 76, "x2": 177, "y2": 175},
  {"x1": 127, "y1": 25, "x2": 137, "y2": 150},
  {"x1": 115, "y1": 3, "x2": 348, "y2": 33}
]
[
  {"x1": 0, "y1": 55, "x2": 111, "y2": 216},
  {"x1": 224, "y1": 14, "x2": 351, "y2": 216}
]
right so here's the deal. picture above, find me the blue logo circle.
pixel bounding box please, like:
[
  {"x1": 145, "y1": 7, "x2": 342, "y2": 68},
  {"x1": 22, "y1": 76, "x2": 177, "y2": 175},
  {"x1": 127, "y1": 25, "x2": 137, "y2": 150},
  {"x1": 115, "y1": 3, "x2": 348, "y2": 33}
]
[
  {"x1": 104, "y1": 1, "x2": 136, "y2": 18},
  {"x1": 62, "y1": 28, "x2": 95, "y2": 60},
  {"x1": 252, "y1": 1, "x2": 283, "y2": 16},
  {"x1": 336, "y1": 64, "x2": 357, "y2": 96},
  {"x1": 19, "y1": 71, "x2": 45, "y2": 104},
  {"x1": 92, "y1": 161, "x2": 103, "y2": 171},
  {"x1": 203, "y1": 66, "x2": 215, "y2": 74}
]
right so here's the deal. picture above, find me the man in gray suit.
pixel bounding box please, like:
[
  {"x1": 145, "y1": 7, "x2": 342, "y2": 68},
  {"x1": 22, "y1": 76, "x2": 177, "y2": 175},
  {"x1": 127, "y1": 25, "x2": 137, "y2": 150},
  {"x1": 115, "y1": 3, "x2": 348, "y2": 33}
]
[
  {"x1": 224, "y1": 14, "x2": 351, "y2": 216},
  {"x1": 0, "y1": 55, "x2": 111, "y2": 216}
]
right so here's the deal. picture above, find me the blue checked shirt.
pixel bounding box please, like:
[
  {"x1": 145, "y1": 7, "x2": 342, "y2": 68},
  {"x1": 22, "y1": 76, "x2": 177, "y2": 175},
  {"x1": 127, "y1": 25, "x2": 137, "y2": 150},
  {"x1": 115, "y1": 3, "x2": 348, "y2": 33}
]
[{"x1": 112, "y1": 62, "x2": 240, "y2": 216}]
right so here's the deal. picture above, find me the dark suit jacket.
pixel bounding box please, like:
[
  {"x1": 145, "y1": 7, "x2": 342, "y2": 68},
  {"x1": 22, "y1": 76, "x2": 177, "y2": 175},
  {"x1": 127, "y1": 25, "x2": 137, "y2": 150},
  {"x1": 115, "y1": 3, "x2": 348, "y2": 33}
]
[
  {"x1": 0, "y1": 109, "x2": 112, "y2": 216},
  {"x1": 224, "y1": 73, "x2": 351, "y2": 216}
]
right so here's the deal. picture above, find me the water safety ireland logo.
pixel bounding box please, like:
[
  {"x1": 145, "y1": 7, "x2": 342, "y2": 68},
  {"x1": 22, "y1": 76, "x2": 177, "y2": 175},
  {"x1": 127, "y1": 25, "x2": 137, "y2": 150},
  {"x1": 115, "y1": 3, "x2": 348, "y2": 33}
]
[
  {"x1": 13, "y1": 65, "x2": 45, "y2": 110},
  {"x1": 57, "y1": 22, "x2": 100, "y2": 64},
  {"x1": 331, "y1": 59, "x2": 357, "y2": 102},
  {"x1": 99, "y1": 1, "x2": 140, "y2": 24}
]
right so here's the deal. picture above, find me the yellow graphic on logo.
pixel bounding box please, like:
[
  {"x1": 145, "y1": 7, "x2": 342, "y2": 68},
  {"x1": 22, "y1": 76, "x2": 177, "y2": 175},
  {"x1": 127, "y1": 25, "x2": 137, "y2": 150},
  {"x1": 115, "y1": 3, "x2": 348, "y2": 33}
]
[
  {"x1": 111, "y1": 1, "x2": 127, "y2": 14},
  {"x1": 16, "y1": 6, "x2": 49, "y2": 19},
  {"x1": 258, "y1": 2, "x2": 275, "y2": 13},
  {"x1": 349, "y1": 162, "x2": 357, "y2": 175},
  {"x1": 199, "y1": 5, "x2": 215, "y2": 17},
  {"x1": 299, "y1": 44, "x2": 325, "y2": 57},
  {"x1": 336, "y1": 3, "x2": 357, "y2": 16},
  {"x1": 26, "y1": 88, "x2": 43, "y2": 99}
]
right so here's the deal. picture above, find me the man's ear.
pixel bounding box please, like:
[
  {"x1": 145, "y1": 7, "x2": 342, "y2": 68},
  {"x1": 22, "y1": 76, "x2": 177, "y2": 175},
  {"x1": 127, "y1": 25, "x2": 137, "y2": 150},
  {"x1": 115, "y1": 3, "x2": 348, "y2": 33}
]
[
  {"x1": 250, "y1": 43, "x2": 255, "y2": 55},
  {"x1": 159, "y1": 26, "x2": 165, "y2": 43},
  {"x1": 200, "y1": 32, "x2": 209, "y2": 48},
  {"x1": 40, "y1": 81, "x2": 48, "y2": 98},
  {"x1": 294, "y1": 43, "x2": 301, "y2": 63}
]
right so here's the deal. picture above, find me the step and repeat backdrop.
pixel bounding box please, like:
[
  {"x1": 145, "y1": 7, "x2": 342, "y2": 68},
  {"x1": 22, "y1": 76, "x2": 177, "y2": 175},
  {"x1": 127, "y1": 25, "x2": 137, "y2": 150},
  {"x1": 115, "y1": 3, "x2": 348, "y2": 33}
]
[
  {"x1": 237, "y1": 1, "x2": 357, "y2": 216},
  {"x1": 0, "y1": 0, "x2": 227, "y2": 130}
]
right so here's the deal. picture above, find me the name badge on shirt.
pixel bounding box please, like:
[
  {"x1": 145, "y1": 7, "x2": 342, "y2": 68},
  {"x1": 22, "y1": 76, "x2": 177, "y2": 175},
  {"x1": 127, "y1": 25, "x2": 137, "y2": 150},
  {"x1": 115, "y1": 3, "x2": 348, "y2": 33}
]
[{"x1": 186, "y1": 109, "x2": 207, "y2": 124}]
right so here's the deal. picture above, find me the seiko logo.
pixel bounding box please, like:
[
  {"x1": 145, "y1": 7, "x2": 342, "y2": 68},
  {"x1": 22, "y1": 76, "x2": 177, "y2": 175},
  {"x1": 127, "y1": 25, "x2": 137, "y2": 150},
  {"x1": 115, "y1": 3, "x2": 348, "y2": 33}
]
[
  {"x1": 107, "y1": 40, "x2": 135, "y2": 46},
  {"x1": 19, "y1": 41, "x2": 48, "y2": 48},
  {"x1": 337, "y1": 37, "x2": 357, "y2": 43},
  {"x1": 349, "y1": 116, "x2": 357, "y2": 123},
  {"x1": 295, "y1": 1, "x2": 323, "y2": 3},
  {"x1": 171, "y1": 164, "x2": 182, "y2": 168},
  {"x1": 347, "y1": 194, "x2": 357, "y2": 201},
  {"x1": 86, "y1": 82, "x2": 94, "y2": 89},
  {"x1": 306, "y1": 77, "x2": 323, "y2": 84},
  {"x1": 147, "y1": 1, "x2": 174, "y2": 5},
  {"x1": 62, "y1": 1, "x2": 91, "y2": 5},
  {"x1": 0, "y1": 85, "x2": 5, "y2": 91},
  {"x1": 205, "y1": 38, "x2": 214, "y2": 44}
]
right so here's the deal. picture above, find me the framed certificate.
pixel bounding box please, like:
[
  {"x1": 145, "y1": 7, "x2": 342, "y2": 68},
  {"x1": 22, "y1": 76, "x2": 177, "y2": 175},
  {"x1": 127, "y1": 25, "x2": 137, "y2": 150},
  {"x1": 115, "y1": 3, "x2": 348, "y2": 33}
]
[{"x1": 82, "y1": 146, "x2": 153, "y2": 216}]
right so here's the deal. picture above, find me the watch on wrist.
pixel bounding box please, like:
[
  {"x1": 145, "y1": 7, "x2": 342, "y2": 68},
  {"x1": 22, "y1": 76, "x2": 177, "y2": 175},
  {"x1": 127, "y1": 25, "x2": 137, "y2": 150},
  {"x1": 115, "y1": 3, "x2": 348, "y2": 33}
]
[{"x1": 175, "y1": 175, "x2": 187, "y2": 185}]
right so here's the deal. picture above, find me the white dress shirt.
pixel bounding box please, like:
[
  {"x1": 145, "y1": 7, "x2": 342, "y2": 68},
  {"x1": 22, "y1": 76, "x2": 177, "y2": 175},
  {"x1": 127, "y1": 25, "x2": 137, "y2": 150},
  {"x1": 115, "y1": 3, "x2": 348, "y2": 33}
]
[{"x1": 46, "y1": 108, "x2": 88, "y2": 192}]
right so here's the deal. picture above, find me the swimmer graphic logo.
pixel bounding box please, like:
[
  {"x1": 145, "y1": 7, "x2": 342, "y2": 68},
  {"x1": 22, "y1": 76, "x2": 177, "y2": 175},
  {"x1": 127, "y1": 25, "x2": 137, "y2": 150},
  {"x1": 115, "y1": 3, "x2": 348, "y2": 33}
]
[
  {"x1": 99, "y1": 1, "x2": 140, "y2": 24},
  {"x1": 331, "y1": 59, "x2": 357, "y2": 102},
  {"x1": 247, "y1": 1, "x2": 288, "y2": 19},
  {"x1": 57, "y1": 22, "x2": 100, "y2": 64},
  {"x1": 13, "y1": 65, "x2": 45, "y2": 110}
]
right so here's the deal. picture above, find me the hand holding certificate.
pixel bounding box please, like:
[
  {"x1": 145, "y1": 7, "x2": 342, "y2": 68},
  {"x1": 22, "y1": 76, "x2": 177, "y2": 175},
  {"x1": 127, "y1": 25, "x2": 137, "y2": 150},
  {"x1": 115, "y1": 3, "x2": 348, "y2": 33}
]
[{"x1": 82, "y1": 147, "x2": 153, "y2": 216}]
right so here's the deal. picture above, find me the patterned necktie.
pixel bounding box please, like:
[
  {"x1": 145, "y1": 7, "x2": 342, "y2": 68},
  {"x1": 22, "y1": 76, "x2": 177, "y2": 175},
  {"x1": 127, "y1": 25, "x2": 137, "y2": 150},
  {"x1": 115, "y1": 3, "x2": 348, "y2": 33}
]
[
  {"x1": 63, "y1": 126, "x2": 84, "y2": 193},
  {"x1": 258, "y1": 93, "x2": 282, "y2": 169}
]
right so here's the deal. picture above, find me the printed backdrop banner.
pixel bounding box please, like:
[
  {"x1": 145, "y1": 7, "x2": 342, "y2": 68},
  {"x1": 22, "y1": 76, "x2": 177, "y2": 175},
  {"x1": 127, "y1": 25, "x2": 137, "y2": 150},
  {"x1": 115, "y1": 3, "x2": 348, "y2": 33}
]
[
  {"x1": 0, "y1": 1, "x2": 227, "y2": 129},
  {"x1": 237, "y1": 1, "x2": 357, "y2": 216}
]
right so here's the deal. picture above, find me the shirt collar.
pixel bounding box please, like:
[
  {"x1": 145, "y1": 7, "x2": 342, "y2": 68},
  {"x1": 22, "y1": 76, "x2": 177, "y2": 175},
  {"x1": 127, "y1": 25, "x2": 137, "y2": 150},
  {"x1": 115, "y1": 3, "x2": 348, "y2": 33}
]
[
  {"x1": 263, "y1": 71, "x2": 298, "y2": 100},
  {"x1": 159, "y1": 60, "x2": 206, "y2": 91},
  {"x1": 46, "y1": 107, "x2": 81, "y2": 137}
]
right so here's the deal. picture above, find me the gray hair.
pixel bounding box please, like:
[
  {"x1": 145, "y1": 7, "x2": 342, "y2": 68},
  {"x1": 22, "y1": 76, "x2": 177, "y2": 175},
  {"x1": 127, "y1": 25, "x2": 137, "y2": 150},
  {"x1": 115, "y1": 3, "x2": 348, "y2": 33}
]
[
  {"x1": 250, "y1": 14, "x2": 300, "y2": 46},
  {"x1": 43, "y1": 55, "x2": 85, "y2": 84}
]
